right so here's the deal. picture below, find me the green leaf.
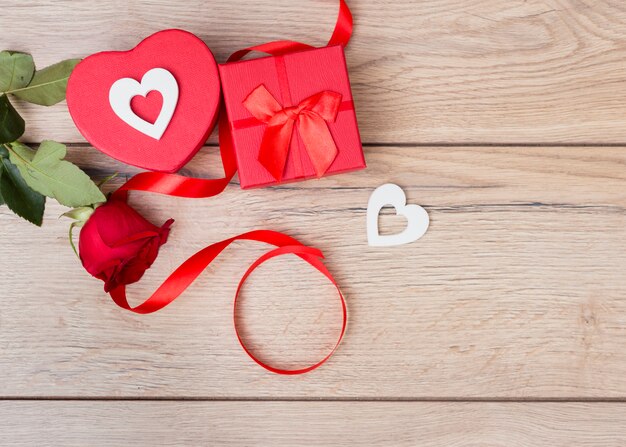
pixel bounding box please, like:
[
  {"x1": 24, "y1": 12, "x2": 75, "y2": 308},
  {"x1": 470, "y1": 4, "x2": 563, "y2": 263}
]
[
  {"x1": 0, "y1": 51, "x2": 35, "y2": 92},
  {"x1": 0, "y1": 94, "x2": 25, "y2": 144},
  {"x1": 8, "y1": 59, "x2": 80, "y2": 106},
  {"x1": 6, "y1": 141, "x2": 35, "y2": 190},
  {"x1": 7, "y1": 140, "x2": 34, "y2": 160},
  {"x1": 7, "y1": 140, "x2": 105, "y2": 207},
  {"x1": 0, "y1": 152, "x2": 45, "y2": 226}
]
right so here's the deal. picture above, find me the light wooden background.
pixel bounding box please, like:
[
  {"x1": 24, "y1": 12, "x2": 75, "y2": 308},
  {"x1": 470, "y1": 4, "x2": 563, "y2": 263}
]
[{"x1": 2, "y1": 1, "x2": 626, "y2": 445}]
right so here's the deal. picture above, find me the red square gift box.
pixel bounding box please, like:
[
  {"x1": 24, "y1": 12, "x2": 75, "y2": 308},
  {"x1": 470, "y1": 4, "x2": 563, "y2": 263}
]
[{"x1": 219, "y1": 45, "x2": 366, "y2": 189}]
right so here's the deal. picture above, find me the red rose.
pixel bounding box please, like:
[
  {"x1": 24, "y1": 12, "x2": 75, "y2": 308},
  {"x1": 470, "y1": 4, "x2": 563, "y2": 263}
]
[{"x1": 79, "y1": 198, "x2": 173, "y2": 292}]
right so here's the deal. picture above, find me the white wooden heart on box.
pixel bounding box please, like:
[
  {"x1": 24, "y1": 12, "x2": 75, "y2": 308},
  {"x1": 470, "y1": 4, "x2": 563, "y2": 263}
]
[
  {"x1": 108, "y1": 67, "x2": 178, "y2": 140},
  {"x1": 367, "y1": 183, "x2": 429, "y2": 247}
]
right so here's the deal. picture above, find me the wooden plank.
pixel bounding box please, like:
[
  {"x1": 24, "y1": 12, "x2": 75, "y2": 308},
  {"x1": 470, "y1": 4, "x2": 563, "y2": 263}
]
[
  {"x1": 2, "y1": 401, "x2": 626, "y2": 446},
  {"x1": 1, "y1": 145, "x2": 625, "y2": 398},
  {"x1": 3, "y1": 0, "x2": 626, "y2": 144}
]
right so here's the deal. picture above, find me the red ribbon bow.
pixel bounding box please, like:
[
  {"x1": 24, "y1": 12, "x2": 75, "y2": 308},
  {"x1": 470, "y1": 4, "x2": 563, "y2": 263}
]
[{"x1": 243, "y1": 85, "x2": 343, "y2": 180}]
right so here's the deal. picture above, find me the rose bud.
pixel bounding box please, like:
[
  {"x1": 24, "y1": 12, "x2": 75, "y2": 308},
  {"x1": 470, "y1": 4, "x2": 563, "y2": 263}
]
[{"x1": 78, "y1": 198, "x2": 174, "y2": 292}]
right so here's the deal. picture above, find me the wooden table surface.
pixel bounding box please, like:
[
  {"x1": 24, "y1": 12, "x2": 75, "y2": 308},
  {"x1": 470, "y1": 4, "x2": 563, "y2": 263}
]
[{"x1": 2, "y1": 1, "x2": 626, "y2": 445}]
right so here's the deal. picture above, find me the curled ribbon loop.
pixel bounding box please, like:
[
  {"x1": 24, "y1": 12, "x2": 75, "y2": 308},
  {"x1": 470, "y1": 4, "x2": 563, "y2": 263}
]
[
  {"x1": 243, "y1": 84, "x2": 342, "y2": 180},
  {"x1": 235, "y1": 245, "x2": 347, "y2": 375},
  {"x1": 108, "y1": 230, "x2": 347, "y2": 375}
]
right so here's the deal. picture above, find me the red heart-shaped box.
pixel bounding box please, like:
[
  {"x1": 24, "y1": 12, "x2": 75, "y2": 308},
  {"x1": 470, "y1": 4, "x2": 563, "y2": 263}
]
[{"x1": 67, "y1": 29, "x2": 220, "y2": 172}]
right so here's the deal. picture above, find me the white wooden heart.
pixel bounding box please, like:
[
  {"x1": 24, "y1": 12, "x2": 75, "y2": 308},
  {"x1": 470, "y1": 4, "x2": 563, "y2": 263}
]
[
  {"x1": 367, "y1": 183, "x2": 429, "y2": 247},
  {"x1": 108, "y1": 67, "x2": 178, "y2": 140}
]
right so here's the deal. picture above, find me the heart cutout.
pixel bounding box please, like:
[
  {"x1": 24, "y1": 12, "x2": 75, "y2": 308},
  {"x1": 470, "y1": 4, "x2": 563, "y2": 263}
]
[
  {"x1": 367, "y1": 183, "x2": 429, "y2": 247},
  {"x1": 67, "y1": 29, "x2": 221, "y2": 173},
  {"x1": 130, "y1": 89, "x2": 163, "y2": 125}
]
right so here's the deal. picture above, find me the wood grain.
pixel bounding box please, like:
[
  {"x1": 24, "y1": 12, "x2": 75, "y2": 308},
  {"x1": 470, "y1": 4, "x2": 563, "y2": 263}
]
[
  {"x1": 4, "y1": 0, "x2": 626, "y2": 144},
  {"x1": 3, "y1": 1, "x2": 626, "y2": 443},
  {"x1": 1, "y1": 145, "x2": 625, "y2": 398},
  {"x1": 2, "y1": 401, "x2": 626, "y2": 446}
]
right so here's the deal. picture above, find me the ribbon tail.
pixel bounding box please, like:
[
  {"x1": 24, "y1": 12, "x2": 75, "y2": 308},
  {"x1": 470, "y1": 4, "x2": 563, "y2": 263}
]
[
  {"x1": 298, "y1": 113, "x2": 339, "y2": 177},
  {"x1": 258, "y1": 120, "x2": 295, "y2": 181}
]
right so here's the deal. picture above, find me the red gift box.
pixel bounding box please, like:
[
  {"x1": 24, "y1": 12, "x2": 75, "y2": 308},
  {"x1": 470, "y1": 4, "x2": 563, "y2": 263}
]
[{"x1": 219, "y1": 45, "x2": 366, "y2": 189}]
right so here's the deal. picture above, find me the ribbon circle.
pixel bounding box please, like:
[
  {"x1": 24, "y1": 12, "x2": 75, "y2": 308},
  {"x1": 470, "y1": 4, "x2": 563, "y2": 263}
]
[{"x1": 234, "y1": 245, "x2": 347, "y2": 375}]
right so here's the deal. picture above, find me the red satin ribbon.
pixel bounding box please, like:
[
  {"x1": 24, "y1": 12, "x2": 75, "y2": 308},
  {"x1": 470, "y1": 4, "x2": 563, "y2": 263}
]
[
  {"x1": 105, "y1": 0, "x2": 354, "y2": 374},
  {"x1": 109, "y1": 231, "x2": 347, "y2": 375},
  {"x1": 243, "y1": 85, "x2": 342, "y2": 180}
]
